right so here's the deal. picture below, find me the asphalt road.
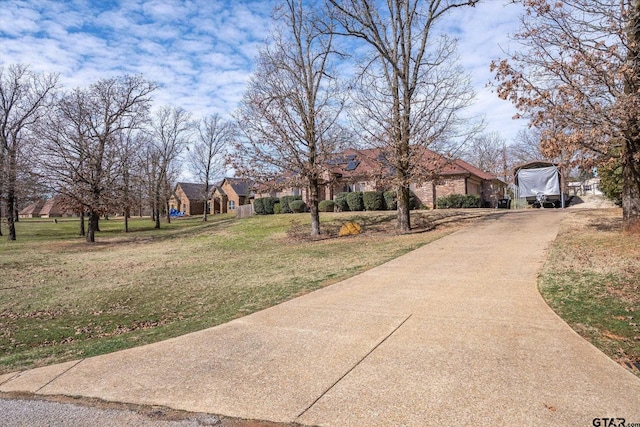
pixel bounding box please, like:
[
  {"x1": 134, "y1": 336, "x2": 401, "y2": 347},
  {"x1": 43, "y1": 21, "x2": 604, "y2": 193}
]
[{"x1": 0, "y1": 397, "x2": 221, "y2": 427}]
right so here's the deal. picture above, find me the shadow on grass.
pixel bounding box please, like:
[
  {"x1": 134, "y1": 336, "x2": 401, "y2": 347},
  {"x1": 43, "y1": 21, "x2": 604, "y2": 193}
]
[{"x1": 588, "y1": 216, "x2": 623, "y2": 232}]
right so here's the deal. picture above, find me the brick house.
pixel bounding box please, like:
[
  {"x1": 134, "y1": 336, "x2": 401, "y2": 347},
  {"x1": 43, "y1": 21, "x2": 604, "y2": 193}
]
[
  {"x1": 210, "y1": 178, "x2": 254, "y2": 214},
  {"x1": 168, "y1": 182, "x2": 208, "y2": 216},
  {"x1": 255, "y1": 148, "x2": 505, "y2": 209},
  {"x1": 19, "y1": 195, "x2": 77, "y2": 218},
  {"x1": 323, "y1": 148, "x2": 505, "y2": 208},
  {"x1": 18, "y1": 199, "x2": 46, "y2": 218}
]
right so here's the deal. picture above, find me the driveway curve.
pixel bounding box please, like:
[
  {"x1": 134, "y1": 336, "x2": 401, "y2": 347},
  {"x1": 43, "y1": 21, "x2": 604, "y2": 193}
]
[{"x1": 2, "y1": 210, "x2": 639, "y2": 426}]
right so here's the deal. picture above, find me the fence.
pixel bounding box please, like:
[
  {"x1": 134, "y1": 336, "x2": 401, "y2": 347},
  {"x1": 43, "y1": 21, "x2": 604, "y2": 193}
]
[{"x1": 235, "y1": 204, "x2": 254, "y2": 219}]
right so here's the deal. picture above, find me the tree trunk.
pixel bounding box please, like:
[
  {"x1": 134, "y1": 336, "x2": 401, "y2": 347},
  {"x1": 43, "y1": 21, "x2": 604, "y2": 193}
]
[
  {"x1": 153, "y1": 190, "x2": 161, "y2": 229},
  {"x1": 622, "y1": 0, "x2": 640, "y2": 234},
  {"x1": 622, "y1": 136, "x2": 640, "y2": 234},
  {"x1": 309, "y1": 178, "x2": 320, "y2": 236},
  {"x1": 125, "y1": 207, "x2": 130, "y2": 233},
  {"x1": 203, "y1": 198, "x2": 208, "y2": 222},
  {"x1": 79, "y1": 210, "x2": 85, "y2": 236},
  {"x1": 6, "y1": 151, "x2": 17, "y2": 241},
  {"x1": 86, "y1": 210, "x2": 99, "y2": 243},
  {"x1": 165, "y1": 200, "x2": 171, "y2": 224},
  {"x1": 397, "y1": 185, "x2": 411, "y2": 233}
]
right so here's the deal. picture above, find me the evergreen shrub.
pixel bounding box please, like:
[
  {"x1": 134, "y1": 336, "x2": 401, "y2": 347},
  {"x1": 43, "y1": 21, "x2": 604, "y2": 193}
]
[
  {"x1": 289, "y1": 200, "x2": 306, "y2": 213},
  {"x1": 346, "y1": 192, "x2": 364, "y2": 211},
  {"x1": 335, "y1": 192, "x2": 349, "y2": 211},
  {"x1": 363, "y1": 191, "x2": 384, "y2": 211},
  {"x1": 318, "y1": 200, "x2": 335, "y2": 212}
]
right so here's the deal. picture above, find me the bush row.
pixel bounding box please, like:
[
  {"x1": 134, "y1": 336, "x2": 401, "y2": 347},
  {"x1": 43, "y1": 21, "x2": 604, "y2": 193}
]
[
  {"x1": 254, "y1": 196, "x2": 307, "y2": 215},
  {"x1": 255, "y1": 190, "x2": 426, "y2": 215},
  {"x1": 334, "y1": 190, "x2": 415, "y2": 212},
  {"x1": 436, "y1": 194, "x2": 481, "y2": 209},
  {"x1": 253, "y1": 197, "x2": 280, "y2": 215}
]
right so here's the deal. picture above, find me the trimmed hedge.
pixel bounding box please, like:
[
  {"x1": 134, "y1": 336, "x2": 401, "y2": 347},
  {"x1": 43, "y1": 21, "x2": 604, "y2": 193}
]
[
  {"x1": 383, "y1": 191, "x2": 396, "y2": 210},
  {"x1": 334, "y1": 192, "x2": 349, "y2": 212},
  {"x1": 289, "y1": 199, "x2": 306, "y2": 213},
  {"x1": 254, "y1": 197, "x2": 279, "y2": 214},
  {"x1": 346, "y1": 192, "x2": 364, "y2": 211},
  {"x1": 264, "y1": 197, "x2": 279, "y2": 214},
  {"x1": 363, "y1": 191, "x2": 384, "y2": 211},
  {"x1": 273, "y1": 202, "x2": 282, "y2": 214},
  {"x1": 318, "y1": 200, "x2": 335, "y2": 212},
  {"x1": 436, "y1": 194, "x2": 481, "y2": 209},
  {"x1": 253, "y1": 198, "x2": 265, "y2": 215},
  {"x1": 280, "y1": 195, "x2": 302, "y2": 213}
]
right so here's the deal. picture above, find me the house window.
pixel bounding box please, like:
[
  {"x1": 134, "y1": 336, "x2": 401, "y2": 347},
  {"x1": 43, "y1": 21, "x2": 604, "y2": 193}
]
[{"x1": 229, "y1": 200, "x2": 236, "y2": 210}]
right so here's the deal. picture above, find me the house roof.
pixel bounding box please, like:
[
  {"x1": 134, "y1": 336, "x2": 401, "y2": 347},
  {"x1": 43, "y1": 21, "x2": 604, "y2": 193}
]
[
  {"x1": 19, "y1": 199, "x2": 46, "y2": 216},
  {"x1": 328, "y1": 147, "x2": 502, "y2": 183},
  {"x1": 176, "y1": 182, "x2": 208, "y2": 201},
  {"x1": 39, "y1": 195, "x2": 72, "y2": 216},
  {"x1": 453, "y1": 158, "x2": 503, "y2": 182},
  {"x1": 224, "y1": 177, "x2": 254, "y2": 197}
]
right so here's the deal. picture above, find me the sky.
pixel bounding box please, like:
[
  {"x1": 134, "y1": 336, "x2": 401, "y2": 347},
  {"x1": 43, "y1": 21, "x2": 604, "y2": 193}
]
[{"x1": 0, "y1": 0, "x2": 530, "y2": 147}]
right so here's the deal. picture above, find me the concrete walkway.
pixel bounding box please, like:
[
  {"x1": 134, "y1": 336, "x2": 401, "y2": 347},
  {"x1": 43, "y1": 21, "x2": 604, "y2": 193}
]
[{"x1": 2, "y1": 210, "x2": 639, "y2": 426}]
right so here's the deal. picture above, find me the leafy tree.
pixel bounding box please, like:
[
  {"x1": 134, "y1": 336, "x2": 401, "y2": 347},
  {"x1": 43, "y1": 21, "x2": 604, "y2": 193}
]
[
  {"x1": 492, "y1": 0, "x2": 640, "y2": 233},
  {"x1": 598, "y1": 157, "x2": 623, "y2": 206}
]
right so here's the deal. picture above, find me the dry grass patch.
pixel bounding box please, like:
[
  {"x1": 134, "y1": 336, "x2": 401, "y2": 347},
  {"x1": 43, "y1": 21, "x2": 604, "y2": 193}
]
[
  {"x1": 539, "y1": 208, "x2": 640, "y2": 375},
  {"x1": 0, "y1": 209, "x2": 499, "y2": 373}
]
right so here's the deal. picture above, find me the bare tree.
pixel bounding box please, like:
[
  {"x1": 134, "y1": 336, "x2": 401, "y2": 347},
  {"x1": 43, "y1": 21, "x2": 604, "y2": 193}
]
[
  {"x1": 329, "y1": 0, "x2": 481, "y2": 232},
  {"x1": 492, "y1": 0, "x2": 640, "y2": 233},
  {"x1": 0, "y1": 64, "x2": 58, "y2": 240},
  {"x1": 508, "y1": 128, "x2": 548, "y2": 167},
  {"x1": 148, "y1": 106, "x2": 192, "y2": 228},
  {"x1": 188, "y1": 114, "x2": 231, "y2": 221},
  {"x1": 115, "y1": 128, "x2": 147, "y2": 232},
  {"x1": 235, "y1": 0, "x2": 346, "y2": 236},
  {"x1": 463, "y1": 131, "x2": 508, "y2": 179},
  {"x1": 39, "y1": 76, "x2": 156, "y2": 242}
]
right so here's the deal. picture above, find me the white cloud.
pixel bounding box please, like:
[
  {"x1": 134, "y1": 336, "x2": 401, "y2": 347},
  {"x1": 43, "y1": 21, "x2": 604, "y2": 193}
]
[
  {"x1": 439, "y1": 1, "x2": 527, "y2": 144},
  {"x1": 1, "y1": 0, "x2": 528, "y2": 147}
]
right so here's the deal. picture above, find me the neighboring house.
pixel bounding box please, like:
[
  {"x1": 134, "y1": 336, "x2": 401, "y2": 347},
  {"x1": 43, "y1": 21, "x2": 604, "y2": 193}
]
[
  {"x1": 583, "y1": 177, "x2": 603, "y2": 196},
  {"x1": 18, "y1": 199, "x2": 46, "y2": 218},
  {"x1": 168, "y1": 182, "x2": 208, "y2": 216},
  {"x1": 210, "y1": 178, "x2": 254, "y2": 214},
  {"x1": 39, "y1": 195, "x2": 76, "y2": 218}
]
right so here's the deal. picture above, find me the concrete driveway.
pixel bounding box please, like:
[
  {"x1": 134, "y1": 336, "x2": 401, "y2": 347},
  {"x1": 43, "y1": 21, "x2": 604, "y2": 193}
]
[{"x1": 2, "y1": 210, "x2": 639, "y2": 426}]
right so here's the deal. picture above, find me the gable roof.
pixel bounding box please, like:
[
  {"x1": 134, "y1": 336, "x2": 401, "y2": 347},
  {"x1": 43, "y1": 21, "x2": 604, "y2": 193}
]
[
  {"x1": 453, "y1": 158, "x2": 503, "y2": 182},
  {"x1": 328, "y1": 147, "x2": 501, "y2": 183},
  {"x1": 224, "y1": 177, "x2": 254, "y2": 197},
  {"x1": 40, "y1": 195, "x2": 72, "y2": 216},
  {"x1": 19, "y1": 199, "x2": 46, "y2": 216},
  {"x1": 176, "y1": 182, "x2": 208, "y2": 201}
]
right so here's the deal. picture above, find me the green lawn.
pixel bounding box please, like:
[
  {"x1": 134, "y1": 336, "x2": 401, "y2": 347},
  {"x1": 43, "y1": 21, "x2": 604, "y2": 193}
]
[{"x1": 0, "y1": 210, "x2": 489, "y2": 374}]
